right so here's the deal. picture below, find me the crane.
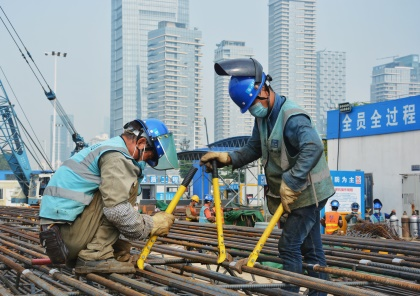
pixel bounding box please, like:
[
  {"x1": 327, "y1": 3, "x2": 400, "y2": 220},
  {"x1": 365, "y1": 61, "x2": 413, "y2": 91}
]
[
  {"x1": 0, "y1": 6, "x2": 88, "y2": 157},
  {"x1": 0, "y1": 79, "x2": 53, "y2": 205},
  {"x1": 0, "y1": 6, "x2": 89, "y2": 205}
]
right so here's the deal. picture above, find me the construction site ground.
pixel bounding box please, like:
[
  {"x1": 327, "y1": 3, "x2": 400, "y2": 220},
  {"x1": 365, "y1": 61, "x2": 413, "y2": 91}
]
[{"x1": 1, "y1": 206, "x2": 420, "y2": 295}]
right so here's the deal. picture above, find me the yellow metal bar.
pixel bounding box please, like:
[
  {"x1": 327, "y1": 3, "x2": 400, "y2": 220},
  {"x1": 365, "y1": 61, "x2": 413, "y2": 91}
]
[
  {"x1": 137, "y1": 184, "x2": 187, "y2": 269},
  {"x1": 246, "y1": 204, "x2": 283, "y2": 267},
  {"x1": 212, "y1": 177, "x2": 226, "y2": 264},
  {"x1": 137, "y1": 166, "x2": 197, "y2": 270}
]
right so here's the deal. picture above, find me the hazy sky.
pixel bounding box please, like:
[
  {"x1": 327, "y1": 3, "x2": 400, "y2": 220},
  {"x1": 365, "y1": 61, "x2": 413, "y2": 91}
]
[{"x1": 1, "y1": 1, "x2": 419, "y2": 166}]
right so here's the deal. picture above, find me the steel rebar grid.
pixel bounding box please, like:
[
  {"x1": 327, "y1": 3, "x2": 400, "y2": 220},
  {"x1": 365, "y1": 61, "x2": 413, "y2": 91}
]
[{"x1": 1, "y1": 208, "x2": 420, "y2": 295}]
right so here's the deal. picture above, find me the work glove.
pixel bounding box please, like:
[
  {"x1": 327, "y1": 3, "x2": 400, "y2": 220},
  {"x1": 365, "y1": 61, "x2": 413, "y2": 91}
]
[
  {"x1": 150, "y1": 212, "x2": 175, "y2": 237},
  {"x1": 279, "y1": 179, "x2": 301, "y2": 213},
  {"x1": 200, "y1": 152, "x2": 231, "y2": 172}
]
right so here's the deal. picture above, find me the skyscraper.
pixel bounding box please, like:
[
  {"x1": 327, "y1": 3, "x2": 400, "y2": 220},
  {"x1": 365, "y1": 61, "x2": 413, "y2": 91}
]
[
  {"x1": 110, "y1": 0, "x2": 189, "y2": 137},
  {"x1": 371, "y1": 54, "x2": 420, "y2": 102},
  {"x1": 147, "y1": 21, "x2": 203, "y2": 150},
  {"x1": 214, "y1": 40, "x2": 254, "y2": 141},
  {"x1": 268, "y1": 0, "x2": 317, "y2": 119},
  {"x1": 50, "y1": 115, "x2": 74, "y2": 168},
  {"x1": 316, "y1": 50, "x2": 346, "y2": 136}
]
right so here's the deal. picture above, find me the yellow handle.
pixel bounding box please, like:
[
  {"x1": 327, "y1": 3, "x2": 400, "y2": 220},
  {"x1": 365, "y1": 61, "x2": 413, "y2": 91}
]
[
  {"x1": 212, "y1": 177, "x2": 226, "y2": 264},
  {"x1": 246, "y1": 204, "x2": 283, "y2": 267},
  {"x1": 137, "y1": 184, "x2": 187, "y2": 270}
]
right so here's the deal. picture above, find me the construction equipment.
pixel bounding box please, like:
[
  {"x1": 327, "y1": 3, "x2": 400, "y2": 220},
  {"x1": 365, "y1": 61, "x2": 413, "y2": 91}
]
[
  {"x1": 231, "y1": 203, "x2": 284, "y2": 273},
  {"x1": 246, "y1": 204, "x2": 284, "y2": 267},
  {"x1": 211, "y1": 160, "x2": 227, "y2": 264},
  {"x1": 0, "y1": 79, "x2": 53, "y2": 205},
  {"x1": 1, "y1": 7, "x2": 88, "y2": 156},
  {"x1": 137, "y1": 166, "x2": 198, "y2": 269}
]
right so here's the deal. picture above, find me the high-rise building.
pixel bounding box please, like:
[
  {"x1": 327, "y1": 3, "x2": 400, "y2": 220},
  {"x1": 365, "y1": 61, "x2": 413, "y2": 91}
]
[
  {"x1": 110, "y1": 0, "x2": 189, "y2": 137},
  {"x1": 50, "y1": 115, "x2": 74, "y2": 168},
  {"x1": 316, "y1": 50, "x2": 346, "y2": 136},
  {"x1": 147, "y1": 21, "x2": 203, "y2": 150},
  {"x1": 371, "y1": 54, "x2": 420, "y2": 102},
  {"x1": 268, "y1": 0, "x2": 317, "y2": 119},
  {"x1": 214, "y1": 40, "x2": 254, "y2": 141}
]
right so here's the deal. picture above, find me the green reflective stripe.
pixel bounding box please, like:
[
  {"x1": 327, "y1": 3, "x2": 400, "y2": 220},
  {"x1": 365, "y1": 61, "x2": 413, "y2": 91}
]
[
  {"x1": 72, "y1": 144, "x2": 131, "y2": 167},
  {"x1": 63, "y1": 159, "x2": 101, "y2": 183},
  {"x1": 282, "y1": 108, "x2": 309, "y2": 125},
  {"x1": 310, "y1": 168, "x2": 331, "y2": 184},
  {"x1": 44, "y1": 186, "x2": 93, "y2": 205}
]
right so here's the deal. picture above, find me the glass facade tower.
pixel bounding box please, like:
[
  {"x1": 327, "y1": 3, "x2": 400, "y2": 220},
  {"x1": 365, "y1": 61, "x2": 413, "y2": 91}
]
[
  {"x1": 371, "y1": 54, "x2": 420, "y2": 102},
  {"x1": 214, "y1": 40, "x2": 254, "y2": 141},
  {"x1": 50, "y1": 115, "x2": 74, "y2": 168},
  {"x1": 268, "y1": 0, "x2": 317, "y2": 119},
  {"x1": 316, "y1": 50, "x2": 346, "y2": 137},
  {"x1": 110, "y1": 0, "x2": 189, "y2": 137},
  {"x1": 147, "y1": 21, "x2": 203, "y2": 150}
]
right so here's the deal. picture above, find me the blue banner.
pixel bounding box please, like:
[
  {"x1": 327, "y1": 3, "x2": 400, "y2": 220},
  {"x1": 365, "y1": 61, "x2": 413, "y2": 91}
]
[{"x1": 327, "y1": 96, "x2": 419, "y2": 139}]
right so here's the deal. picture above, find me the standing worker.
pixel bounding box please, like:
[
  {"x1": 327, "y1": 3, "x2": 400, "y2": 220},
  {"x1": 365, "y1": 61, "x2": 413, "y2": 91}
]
[
  {"x1": 39, "y1": 119, "x2": 179, "y2": 274},
  {"x1": 370, "y1": 198, "x2": 396, "y2": 223},
  {"x1": 199, "y1": 195, "x2": 216, "y2": 223},
  {"x1": 186, "y1": 195, "x2": 200, "y2": 222},
  {"x1": 320, "y1": 200, "x2": 343, "y2": 235},
  {"x1": 200, "y1": 58, "x2": 335, "y2": 295}
]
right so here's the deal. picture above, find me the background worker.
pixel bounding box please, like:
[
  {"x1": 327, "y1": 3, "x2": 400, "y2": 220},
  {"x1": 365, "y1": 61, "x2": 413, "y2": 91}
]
[
  {"x1": 370, "y1": 198, "x2": 396, "y2": 223},
  {"x1": 199, "y1": 195, "x2": 215, "y2": 223},
  {"x1": 186, "y1": 195, "x2": 200, "y2": 222},
  {"x1": 200, "y1": 58, "x2": 335, "y2": 295},
  {"x1": 345, "y1": 202, "x2": 363, "y2": 229},
  {"x1": 320, "y1": 200, "x2": 343, "y2": 234},
  {"x1": 39, "y1": 119, "x2": 179, "y2": 274}
]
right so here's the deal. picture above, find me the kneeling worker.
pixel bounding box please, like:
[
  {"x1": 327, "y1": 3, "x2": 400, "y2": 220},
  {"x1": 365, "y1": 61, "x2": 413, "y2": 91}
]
[
  {"x1": 39, "y1": 119, "x2": 179, "y2": 274},
  {"x1": 186, "y1": 195, "x2": 200, "y2": 222}
]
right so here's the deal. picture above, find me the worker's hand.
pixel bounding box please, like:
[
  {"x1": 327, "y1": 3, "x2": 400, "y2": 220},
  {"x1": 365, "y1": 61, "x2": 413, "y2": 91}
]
[
  {"x1": 200, "y1": 152, "x2": 231, "y2": 172},
  {"x1": 151, "y1": 212, "x2": 175, "y2": 237},
  {"x1": 391, "y1": 210, "x2": 396, "y2": 216},
  {"x1": 279, "y1": 180, "x2": 301, "y2": 213}
]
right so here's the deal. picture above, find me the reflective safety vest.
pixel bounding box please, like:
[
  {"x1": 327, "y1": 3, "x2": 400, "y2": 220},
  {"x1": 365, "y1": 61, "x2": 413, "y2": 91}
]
[
  {"x1": 257, "y1": 97, "x2": 335, "y2": 211},
  {"x1": 198, "y1": 205, "x2": 224, "y2": 224},
  {"x1": 199, "y1": 205, "x2": 213, "y2": 223},
  {"x1": 370, "y1": 213, "x2": 385, "y2": 224},
  {"x1": 325, "y1": 211, "x2": 341, "y2": 234},
  {"x1": 186, "y1": 204, "x2": 198, "y2": 221},
  {"x1": 40, "y1": 137, "x2": 142, "y2": 222}
]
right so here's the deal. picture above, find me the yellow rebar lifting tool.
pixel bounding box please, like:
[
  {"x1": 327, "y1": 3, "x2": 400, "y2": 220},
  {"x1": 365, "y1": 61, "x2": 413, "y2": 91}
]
[
  {"x1": 246, "y1": 204, "x2": 284, "y2": 267},
  {"x1": 212, "y1": 160, "x2": 226, "y2": 264},
  {"x1": 137, "y1": 166, "x2": 198, "y2": 270}
]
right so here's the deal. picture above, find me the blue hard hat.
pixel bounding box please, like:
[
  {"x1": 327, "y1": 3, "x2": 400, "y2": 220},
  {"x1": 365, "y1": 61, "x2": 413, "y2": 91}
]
[
  {"x1": 331, "y1": 200, "x2": 339, "y2": 208},
  {"x1": 351, "y1": 202, "x2": 359, "y2": 210},
  {"x1": 125, "y1": 118, "x2": 179, "y2": 170},
  {"x1": 228, "y1": 72, "x2": 267, "y2": 113},
  {"x1": 373, "y1": 202, "x2": 382, "y2": 209},
  {"x1": 204, "y1": 195, "x2": 214, "y2": 203}
]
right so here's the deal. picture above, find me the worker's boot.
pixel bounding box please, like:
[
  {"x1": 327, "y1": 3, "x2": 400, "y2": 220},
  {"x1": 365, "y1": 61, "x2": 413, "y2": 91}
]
[{"x1": 74, "y1": 257, "x2": 135, "y2": 274}]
